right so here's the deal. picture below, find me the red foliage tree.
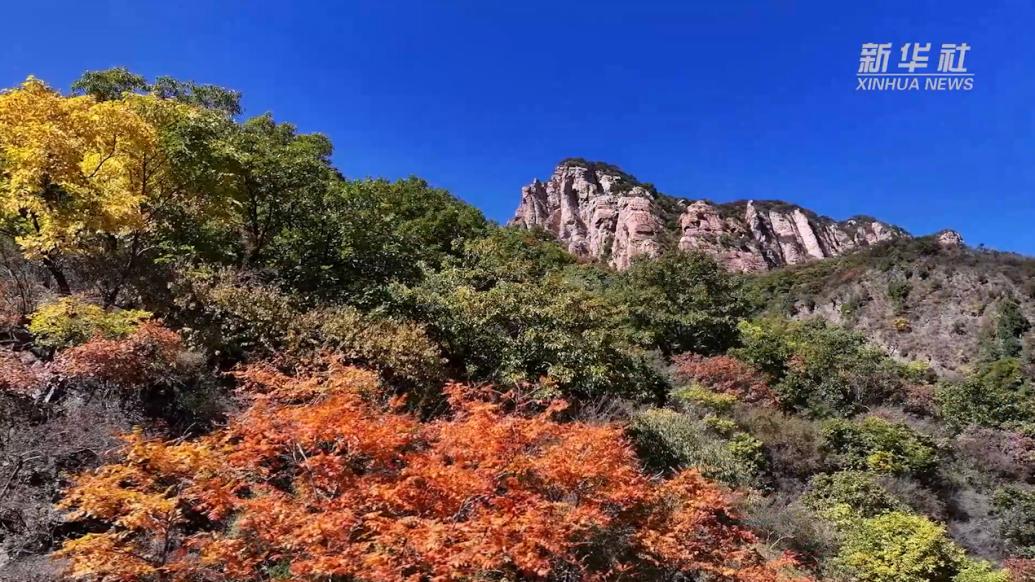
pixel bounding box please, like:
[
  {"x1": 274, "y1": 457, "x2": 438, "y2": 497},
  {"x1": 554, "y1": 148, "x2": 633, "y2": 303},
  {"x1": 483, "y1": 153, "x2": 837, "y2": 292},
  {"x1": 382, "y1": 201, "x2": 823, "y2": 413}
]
[
  {"x1": 56, "y1": 362, "x2": 806, "y2": 581},
  {"x1": 54, "y1": 322, "x2": 184, "y2": 388},
  {"x1": 673, "y1": 354, "x2": 777, "y2": 404}
]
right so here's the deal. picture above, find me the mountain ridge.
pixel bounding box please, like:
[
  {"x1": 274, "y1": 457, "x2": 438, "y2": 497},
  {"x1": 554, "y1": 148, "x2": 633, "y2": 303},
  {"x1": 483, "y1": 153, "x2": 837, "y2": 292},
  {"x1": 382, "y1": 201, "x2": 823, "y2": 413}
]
[{"x1": 511, "y1": 159, "x2": 960, "y2": 271}]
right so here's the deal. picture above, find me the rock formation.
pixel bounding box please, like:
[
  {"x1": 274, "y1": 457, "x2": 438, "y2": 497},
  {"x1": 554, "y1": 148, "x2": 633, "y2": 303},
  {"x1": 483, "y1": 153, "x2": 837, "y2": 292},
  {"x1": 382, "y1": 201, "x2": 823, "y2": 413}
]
[{"x1": 511, "y1": 160, "x2": 915, "y2": 271}]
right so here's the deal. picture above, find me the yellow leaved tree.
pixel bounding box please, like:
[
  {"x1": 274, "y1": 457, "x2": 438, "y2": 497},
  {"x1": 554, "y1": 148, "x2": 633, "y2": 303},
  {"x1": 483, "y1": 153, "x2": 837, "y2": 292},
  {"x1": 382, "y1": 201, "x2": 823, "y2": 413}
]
[{"x1": 0, "y1": 77, "x2": 206, "y2": 299}]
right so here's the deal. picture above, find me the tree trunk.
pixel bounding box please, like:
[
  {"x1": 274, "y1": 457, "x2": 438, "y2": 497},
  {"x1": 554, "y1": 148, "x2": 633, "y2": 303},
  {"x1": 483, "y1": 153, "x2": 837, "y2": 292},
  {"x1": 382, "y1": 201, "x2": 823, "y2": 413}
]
[{"x1": 42, "y1": 254, "x2": 71, "y2": 296}]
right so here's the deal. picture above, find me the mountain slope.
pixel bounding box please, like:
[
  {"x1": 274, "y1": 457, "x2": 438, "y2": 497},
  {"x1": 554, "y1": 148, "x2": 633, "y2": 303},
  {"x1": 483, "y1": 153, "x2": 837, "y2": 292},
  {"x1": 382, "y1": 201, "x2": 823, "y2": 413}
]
[{"x1": 747, "y1": 237, "x2": 1035, "y2": 374}]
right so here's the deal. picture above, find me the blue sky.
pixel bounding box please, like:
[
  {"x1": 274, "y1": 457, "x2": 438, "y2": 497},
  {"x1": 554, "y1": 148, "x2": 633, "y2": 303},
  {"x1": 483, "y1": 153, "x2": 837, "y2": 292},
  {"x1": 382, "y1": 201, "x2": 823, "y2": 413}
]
[{"x1": 3, "y1": 1, "x2": 1034, "y2": 254}]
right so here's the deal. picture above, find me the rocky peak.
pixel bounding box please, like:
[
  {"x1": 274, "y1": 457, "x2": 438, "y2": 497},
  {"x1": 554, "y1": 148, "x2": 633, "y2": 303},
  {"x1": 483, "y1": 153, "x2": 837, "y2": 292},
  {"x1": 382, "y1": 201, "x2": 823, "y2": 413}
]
[
  {"x1": 936, "y1": 229, "x2": 965, "y2": 248},
  {"x1": 511, "y1": 160, "x2": 663, "y2": 269},
  {"x1": 511, "y1": 160, "x2": 917, "y2": 271}
]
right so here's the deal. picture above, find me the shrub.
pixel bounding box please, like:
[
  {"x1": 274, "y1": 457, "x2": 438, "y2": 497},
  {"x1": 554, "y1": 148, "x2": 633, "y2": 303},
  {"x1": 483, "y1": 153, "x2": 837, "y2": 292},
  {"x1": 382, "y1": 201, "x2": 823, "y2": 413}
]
[
  {"x1": 980, "y1": 297, "x2": 1032, "y2": 361},
  {"x1": 28, "y1": 296, "x2": 151, "y2": 349},
  {"x1": 954, "y1": 560, "x2": 1011, "y2": 582},
  {"x1": 887, "y1": 278, "x2": 911, "y2": 314},
  {"x1": 734, "y1": 406, "x2": 827, "y2": 483},
  {"x1": 0, "y1": 349, "x2": 45, "y2": 395},
  {"x1": 955, "y1": 427, "x2": 1035, "y2": 481},
  {"x1": 1006, "y1": 558, "x2": 1035, "y2": 581},
  {"x1": 802, "y1": 471, "x2": 904, "y2": 519},
  {"x1": 672, "y1": 384, "x2": 738, "y2": 413},
  {"x1": 298, "y1": 305, "x2": 445, "y2": 397},
  {"x1": 734, "y1": 319, "x2": 904, "y2": 417},
  {"x1": 170, "y1": 267, "x2": 300, "y2": 358},
  {"x1": 831, "y1": 512, "x2": 967, "y2": 582},
  {"x1": 629, "y1": 408, "x2": 764, "y2": 487},
  {"x1": 741, "y1": 494, "x2": 840, "y2": 567},
  {"x1": 56, "y1": 364, "x2": 797, "y2": 581},
  {"x1": 937, "y1": 358, "x2": 1034, "y2": 431},
  {"x1": 672, "y1": 354, "x2": 777, "y2": 404},
  {"x1": 173, "y1": 269, "x2": 445, "y2": 396},
  {"x1": 53, "y1": 322, "x2": 185, "y2": 389},
  {"x1": 822, "y1": 417, "x2": 938, "y2": 479},
  {"x1": 993, "y1": 487, "x2": 1035, "y2": 558},
  {"x1": 876, "y1": 475, "x2": 948, "y2": 522}
]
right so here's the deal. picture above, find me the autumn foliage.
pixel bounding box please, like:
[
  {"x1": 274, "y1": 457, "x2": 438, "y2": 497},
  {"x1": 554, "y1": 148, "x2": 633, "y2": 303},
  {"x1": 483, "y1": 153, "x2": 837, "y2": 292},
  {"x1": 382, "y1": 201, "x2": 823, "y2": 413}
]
[
  {"x1": 1, "y1": 322, "x2": 185, "y2": 396},
  {"x1": 0, "y1": 348, "x2": 45, "y2": 394},
  {"x1": 672, "y1": 354, "x2": 777, "y2": 405},
  {"x1": 54, "y1": 322, "x2": 184, "y2": 388},
  {"x1": 56, "y1": 362, "x2": 803, "y2": 581}
]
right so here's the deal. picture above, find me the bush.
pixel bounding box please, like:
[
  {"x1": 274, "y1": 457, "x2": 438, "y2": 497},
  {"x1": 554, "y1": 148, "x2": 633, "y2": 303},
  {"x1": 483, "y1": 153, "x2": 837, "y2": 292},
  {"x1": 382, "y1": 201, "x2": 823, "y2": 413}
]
[
  {"x1": 876, "y1": 474, "x2": 948, "y2": 522},
  {"x1": 0, "y1": 349, "x2": 45, "y2": 395},
  {"x1": 741, "y1": 494, "x2": 840, "y2": 567},
  {"x1": 803, "y1": 471, "x2": 904, "y2": 519},
  {"x1": 937, "y1": 358, "x2": 1034, "y2": 431},
  {"x1": 980, "y1": 297, "x2": 1031, "y2": 361},
  {"x1": 993, "y1": 487, "x2": 1035, "y2": 558},
  {"x1": 734, "y1": 318, "x2": 904, "y2": 417},
  {"x1": 629, "y1": 408, "x2": 764, "y2": 487},
  {"x1": 955, "y1": 427, "x2": 1035, "y2": 482},
  {"x1": 170, "y1": 267, "x2": 300, "y2": 359},
  {"x1": 671, "y1": 354, "x2": 776, "y2": 404},
  {"x1": 54, "y1": 322, "x2": 187, "y2": 389},
  {"x1": 822, "y1": 416, "x2": 939, "y2": 479},
  {"x1": 28, "y1": 297, "x2": 151, "y2": 349},
  {"x1": 1006, "y1": 558, "x2": 1035, "y2": 581},
  {"x1": 831, "y1": 512, "x2": 972, "y2": 582},
  {"x1": 55, "y1": 364, "x2": 794, "y2": 582},
  {"x1": 297, "y1": 306, "x2": 445, "y2": 397},
  {"x1": 734, "y1": 406, "x2": 827, "y2": 483},
  {"x1": 671, "y1": 384, "x2": 738, "y2": 414}
]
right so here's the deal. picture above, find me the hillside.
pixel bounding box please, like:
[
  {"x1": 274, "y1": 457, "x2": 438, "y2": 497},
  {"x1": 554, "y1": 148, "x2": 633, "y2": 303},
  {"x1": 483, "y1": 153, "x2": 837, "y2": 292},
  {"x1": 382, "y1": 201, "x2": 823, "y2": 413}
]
[
  {"x1": 747, "y1": 237, "x2": 1035, "y2": 375},
  {"x1": 1, "y1": 72, "x2": 1032, "y2": 582}
]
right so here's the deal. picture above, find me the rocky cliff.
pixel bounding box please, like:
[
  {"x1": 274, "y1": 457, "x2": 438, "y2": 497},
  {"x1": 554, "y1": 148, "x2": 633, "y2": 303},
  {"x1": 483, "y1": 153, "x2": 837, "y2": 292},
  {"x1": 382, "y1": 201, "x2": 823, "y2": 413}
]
[{"x1": 511, "y1": 159, "x2": 913, "y2": 271}]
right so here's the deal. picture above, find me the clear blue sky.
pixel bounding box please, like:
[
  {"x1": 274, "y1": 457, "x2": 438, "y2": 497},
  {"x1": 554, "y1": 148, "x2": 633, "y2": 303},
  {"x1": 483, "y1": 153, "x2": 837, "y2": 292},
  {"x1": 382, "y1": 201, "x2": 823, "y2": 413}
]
[{"x1": 3, "y1": 1, "x2": 1034, "y2": 254}]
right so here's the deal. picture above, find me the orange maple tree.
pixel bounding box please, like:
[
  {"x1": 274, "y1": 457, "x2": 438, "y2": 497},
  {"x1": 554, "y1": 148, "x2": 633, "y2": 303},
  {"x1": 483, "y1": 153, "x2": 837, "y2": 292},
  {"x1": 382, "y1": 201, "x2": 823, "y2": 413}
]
[{"x1": 56, "y1": 361, "x2": 806, "y2": 581}]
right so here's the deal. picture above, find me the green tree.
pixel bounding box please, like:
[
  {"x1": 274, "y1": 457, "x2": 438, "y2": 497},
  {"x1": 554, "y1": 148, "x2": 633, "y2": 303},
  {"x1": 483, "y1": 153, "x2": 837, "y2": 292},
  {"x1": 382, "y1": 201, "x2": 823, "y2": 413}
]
[
  {"x1": 271, "y1": 177, "x2": 487, "y2": 304},
  {"x1": 223, "y1": 113, "x2": 336, "y2": 265},
  {"x1": 981, "y1": 297, "x2": 1032, "y2": 360},
  {"x1": 70, "y1": 67, "x2": 148, "y2": 101},
  {"x1": 616, "y1": 252, "x2": 748, "y2": 356},
  {"x1": 389, "y1": 229, "x2": 664, "y2": 401}
]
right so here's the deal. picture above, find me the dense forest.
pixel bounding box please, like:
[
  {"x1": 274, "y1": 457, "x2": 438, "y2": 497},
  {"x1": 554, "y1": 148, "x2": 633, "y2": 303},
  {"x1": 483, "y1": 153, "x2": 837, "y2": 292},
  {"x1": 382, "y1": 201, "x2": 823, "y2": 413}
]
[{"x1": 0, "y1": 69, "x2": 1033, "y2": 581}]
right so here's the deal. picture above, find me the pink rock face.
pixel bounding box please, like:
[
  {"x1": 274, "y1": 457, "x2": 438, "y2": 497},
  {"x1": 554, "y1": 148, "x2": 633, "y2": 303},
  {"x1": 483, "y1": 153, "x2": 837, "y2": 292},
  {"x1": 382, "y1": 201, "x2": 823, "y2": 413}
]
[
  {"x1": 936, "y1": 229, "x2": 965, "y2": 248},
  {"x1": 612, "y1": 196, "x2": 663, "y2": 269},
  {"x1": 510, "y1": 163, "x2": 661, "y2": 268},
  {"x1": 677, "y1": 201, "x2": 769, "y2": 272},
  {"x1": 511, "y1": 162, "x2": 910, "y2": 271}
]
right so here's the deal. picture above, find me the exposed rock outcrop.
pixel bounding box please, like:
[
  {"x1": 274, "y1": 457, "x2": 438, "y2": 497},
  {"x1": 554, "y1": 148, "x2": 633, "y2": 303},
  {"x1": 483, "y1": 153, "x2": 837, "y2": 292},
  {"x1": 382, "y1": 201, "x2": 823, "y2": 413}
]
[
  {"x1": 511, "y1": 160, "x2": 913, "y2": 271},
  {"x1": 936, "y1": 229, "x2": 965, "y2": 248}
]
